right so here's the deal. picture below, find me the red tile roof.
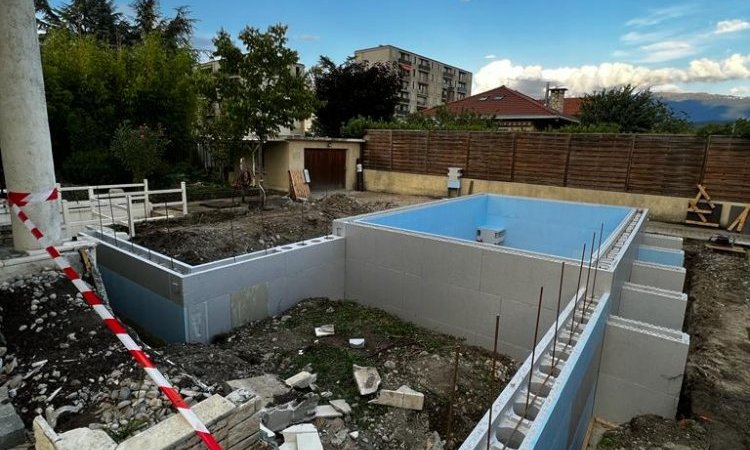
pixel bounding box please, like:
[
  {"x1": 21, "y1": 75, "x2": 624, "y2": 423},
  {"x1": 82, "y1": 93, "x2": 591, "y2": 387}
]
[{"x1": 424, "y1": 85, "x2": 577, "y2": 122}]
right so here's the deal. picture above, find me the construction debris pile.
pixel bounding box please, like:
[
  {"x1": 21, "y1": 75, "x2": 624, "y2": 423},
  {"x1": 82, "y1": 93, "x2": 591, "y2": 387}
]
[{"x1": 162, "y1": 298, "x2": 517, "y2": 450}]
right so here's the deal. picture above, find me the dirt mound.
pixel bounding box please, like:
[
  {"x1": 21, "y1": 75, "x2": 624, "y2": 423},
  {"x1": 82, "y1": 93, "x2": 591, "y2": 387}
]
[
  {"x1": 598, "y1": 415, "x2": 707, "y2": 449},
  {"x1": 132, "y1": 194, "x2": 395, "y2": 265}
]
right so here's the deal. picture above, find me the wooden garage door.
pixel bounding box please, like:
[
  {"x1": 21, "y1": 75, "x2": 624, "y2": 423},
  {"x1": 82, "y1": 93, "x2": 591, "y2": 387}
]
[{"x1": 304, "y1": 148, "x2": 346, "y2": 190}]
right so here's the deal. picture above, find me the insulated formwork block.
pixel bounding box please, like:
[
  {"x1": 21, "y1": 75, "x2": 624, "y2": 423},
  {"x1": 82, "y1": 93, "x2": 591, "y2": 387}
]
[
  {"x1": 637, "y1": 245, "x2": 685, "y2": 267},
  {"x1": 630, "y1": 261, "x2": 685, "y2": 292},
  {"x1": 642, "y1": 233, "x2": 683, "y2": 250},
  {"x1": 619, "y1": 282, "x2": 687, "y2": 330},
  {"x1": 594, "y1": 316, "x2": 689, "y2": 423}
]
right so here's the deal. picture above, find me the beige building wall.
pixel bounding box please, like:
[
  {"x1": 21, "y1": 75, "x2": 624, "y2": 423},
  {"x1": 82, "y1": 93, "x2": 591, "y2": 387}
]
[
  {"x1": 363, "y1": 169, "x2": 697, "y2": 223},
  {"x1": 263, "y1": 139, "x2": 363, "y2": 192},
  {"x1": 354, "y1": 45, "x2": 472, "y2": 116}
]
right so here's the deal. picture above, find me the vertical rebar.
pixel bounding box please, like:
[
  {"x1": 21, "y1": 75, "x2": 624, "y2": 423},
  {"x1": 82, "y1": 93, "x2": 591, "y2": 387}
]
[
  {"x1": 96, "y1": 190, "x2": 105, "y2": 240},
  {"x1": 487, "y1": 314, "x2": 500, "y2": 450},
  {"x1": 446, "y1": 342, "x2": 461, "y2": 448},
  {"x1": 164, "y1": 202, "x2": 175, "y2": 270},
  {"x1": 581, "y1": 232, "x2": 595, "y2": 321},
  {"x1": 525, "y1": 287, "x2": 543, "y2": 417},
  {"x1": 589, "y1": 222, "x2": 604, "y2": 312},
  {"x1": 568, "y1": 243, "x2": 586, "y2": 347},
  {"x1": 108, "y1": 193, "x2": 118, "y2": 248},
  {"x1": 552, "y1": 262, "x2": 565, "y2": 368}
]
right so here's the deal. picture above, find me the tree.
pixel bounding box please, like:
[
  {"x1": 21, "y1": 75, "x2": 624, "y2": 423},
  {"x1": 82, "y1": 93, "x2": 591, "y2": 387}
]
[
  {"x1": 46, "y1": 0, "x2": 130, "y2": 46},
  {"x1": 110, "y1": 122, "x2": 169, "y2": 181},
  {"x1": 312, "y1": 57, "x2": 402, "y2": 137},
  {"x1": 579, "y1": 84, "x2": 690, "y2": 133},
  {"x1": 203, "y1": 24, "x2": 316, "y2": 173},
  {"x1": 131, "y1": 0, "x2": 195, "y2": 49}
]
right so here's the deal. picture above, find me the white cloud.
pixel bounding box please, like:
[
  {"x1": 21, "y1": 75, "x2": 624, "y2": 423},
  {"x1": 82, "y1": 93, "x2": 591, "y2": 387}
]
[
  {"x1": 729, "y1": 86, "x2": 750, "y2": 96},
  {"x1": 484, "y1": 54, "x2": 497, "y2": 59},
  {"x1": 715, "y1": 19, "x2": 750, "y2": 34},
  {"x1": 620, "y1": 31, "x2": 664, "y2": 43},
  {"x1": 626, "y1": 4, "x2": 694, "y2": 28},
  {"x1": 473, "y1": 54, "x2": 750, "y2": 97},
  {"x1": 638, "y1": 41, "x2": 696, "y2": 63}
]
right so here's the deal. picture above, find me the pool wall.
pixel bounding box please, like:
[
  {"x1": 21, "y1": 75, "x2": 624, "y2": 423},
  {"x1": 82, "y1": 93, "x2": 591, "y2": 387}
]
[
  {"x1": 335, "y1": 194, "x2": 640, "y2": 360},
  {"x1": 90, "y1": 231, "x2": 345, "y2": 343}
]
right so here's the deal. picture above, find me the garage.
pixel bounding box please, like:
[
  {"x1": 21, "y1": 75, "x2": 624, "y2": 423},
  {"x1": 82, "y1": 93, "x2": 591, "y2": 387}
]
[{"x1": 304, "y1": 148, "x2": 347, "y2": 190}]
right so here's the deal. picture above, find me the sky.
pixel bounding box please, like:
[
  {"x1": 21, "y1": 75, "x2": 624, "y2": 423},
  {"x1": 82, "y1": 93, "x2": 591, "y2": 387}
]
[{"x1": 107, "y1": 1, "x2": 750, "y2": 97}]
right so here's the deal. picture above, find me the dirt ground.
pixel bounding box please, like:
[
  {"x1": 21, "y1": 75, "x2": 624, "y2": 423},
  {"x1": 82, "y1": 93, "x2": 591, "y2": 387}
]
[
  {"x1": 593, "y1": 238, "x2": 750, "y2": 449},
  {"x1": 132, "y1": 192, "x2": 434, "y2": 265},
  {"x1": 161, "y1": 298, "x2": 516, "y2": 450}
]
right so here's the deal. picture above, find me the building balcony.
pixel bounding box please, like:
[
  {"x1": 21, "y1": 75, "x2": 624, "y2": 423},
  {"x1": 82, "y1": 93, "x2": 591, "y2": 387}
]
[
  {"x1": 443, "y1": 71, "x2": 454, "y2": 78},
  {"x1": 457, "y1": 86, "x2": 467, "y2": 93},
  {"x1": 418, "y1": 63, "x2": 431, "y2": 71}
]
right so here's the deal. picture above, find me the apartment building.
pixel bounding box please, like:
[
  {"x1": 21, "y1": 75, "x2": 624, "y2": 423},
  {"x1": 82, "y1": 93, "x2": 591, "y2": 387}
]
[{"x1": 354, "y1": 45, "x2": 472, "y2": 116}]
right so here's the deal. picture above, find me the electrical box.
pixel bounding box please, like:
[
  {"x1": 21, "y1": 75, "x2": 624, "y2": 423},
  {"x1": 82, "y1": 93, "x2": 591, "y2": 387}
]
[
  {"x1": 447, "y1": 167, "x2": 462, "y2": 189},
  {"x1": 477, "y1": 226, "x2": 506, "y2": 245}
]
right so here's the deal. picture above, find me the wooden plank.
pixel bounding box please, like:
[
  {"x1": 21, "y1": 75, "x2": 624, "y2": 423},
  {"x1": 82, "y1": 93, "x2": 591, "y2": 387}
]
[
  {"x1": 705, "y1": 243, "x2": 746, "y2": 254},
  {"x1": 288, "y1": 169, "x2": 310, "y2": 200},
  {"x1": 685, "y1": 219, "x2": 720, "y2": 227}
]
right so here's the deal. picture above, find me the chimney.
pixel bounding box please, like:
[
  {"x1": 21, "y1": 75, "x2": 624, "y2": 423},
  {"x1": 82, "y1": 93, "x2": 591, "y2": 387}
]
[{"x1": 548, "y1": 87, "x2": 567, "y2": 113}]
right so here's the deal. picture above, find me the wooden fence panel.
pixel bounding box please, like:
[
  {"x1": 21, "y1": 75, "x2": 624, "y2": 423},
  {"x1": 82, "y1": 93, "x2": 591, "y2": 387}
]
[
  {"x1": 627, "y1": 135, "x2": 705, "y2": 197},
  {"x1": 703, "y1": 136, "x2": 750, "y2": 202},
  {"x1": 426, "y1": 131, "x2": 470, "y2": 176},
  {"x1": 391, "y1": 130, "x2": 427, "y2": 173},
  {"x1": 566, "y1": 134, "x2": 631, "y2": 191},
  {"x1": 466, "y1": 132, "x2": 515, "y2": 181},
  {"x1": 512, "y1": 133, "x2": 569, "y2": 186},
  {"x1": 362, "y1": 130, "x2": 392, "y2": 170}
]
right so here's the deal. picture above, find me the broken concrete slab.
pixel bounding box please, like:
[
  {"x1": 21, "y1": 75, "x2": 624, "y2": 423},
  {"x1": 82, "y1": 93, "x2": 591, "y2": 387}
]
[
  {"x1": 315, "y1": 405, "x2": 343, "y2": 418},
  {"x1": 262, "y1": 393, "x2": 319, "y2": 432},
  {"x1": 314, "y1": 324, "x2": 334, "y2": 337},
  {"x1": 281, "y1": 423, "x2": 317, "y2": 443},
  {"x1": 281, "y1": 423, "x2": 323, "y2": 450},
  {"x1": 369, "y1": 385, "x2": 425, "y2": 410},
  {"x1": 297, "y1": 432, "x2": 324, "y2": 450},
  {"x1": 329, "y1": 399, "x2": 352, "y2": 415},
  {"x1": 348, "y1": 338, "x2": 365, "y2": 348},
  {"x1": 353, "y1": 365, "x2": 381, "y2": 395},
  {"x1": 285, "y1": 371, "x2": 317, "y2": 389},
  {"x1": 224, "y1": 374, "x2": 290, "y2": 407}
]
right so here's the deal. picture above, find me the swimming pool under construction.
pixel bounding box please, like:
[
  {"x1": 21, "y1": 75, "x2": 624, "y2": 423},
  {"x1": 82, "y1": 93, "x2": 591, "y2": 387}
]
[{"x1": 88, "y1": 193, "x2": 690, "y2": 450}]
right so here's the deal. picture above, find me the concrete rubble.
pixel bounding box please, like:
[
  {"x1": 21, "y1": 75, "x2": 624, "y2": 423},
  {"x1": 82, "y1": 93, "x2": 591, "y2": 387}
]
[
  {"x1": 224, "y1": 374, "x2": 291, "y2": 407},
  {"x1": 348, "y1": 338, "x2": 365, "y2": 348},
  {"x1": 314, "y1": 404, "x2": 342, "y2": 419},
  {"x1": 279, "y1": 423, "x2": 323, "y2": 450},
  {"x1": 261, "y1": 393, "x2": 319, "y2": 432},
  {"x1": 284, "y1": 371, "x2": 317, "y2": 390},
  {"x1": 313, "y1": 324, "x2": 334, "y2": 337},
  {"x1": 369, "y1": 385, "x2": 425, "y2": 410},
  {"x1": 352, "y1": 365, "x2": 381, "y2": 395},
  {"x1": 329, "y1": 399, "x2": 352, "y2": 415}
]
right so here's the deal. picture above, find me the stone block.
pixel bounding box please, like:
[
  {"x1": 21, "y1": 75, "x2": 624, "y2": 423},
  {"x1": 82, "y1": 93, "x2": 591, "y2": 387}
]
[
  {"x1": 226, "y1": 411, "x2": 262, "y2": 448},
  {"x1": 0, "y1": 404, "x2": 25, "y2": 450},
  {"x1": 314, "y1": 405, "x2": 342, "y2": 418},
  {"x1": 368, "y1": 385, "x2": 424, "y2": 410},
  {"x1": 224, "y1": 375, "x2": 290, "y2": 408},
  {"x1": 56, "y1": 427, "x2": 116, "y2": 450}
]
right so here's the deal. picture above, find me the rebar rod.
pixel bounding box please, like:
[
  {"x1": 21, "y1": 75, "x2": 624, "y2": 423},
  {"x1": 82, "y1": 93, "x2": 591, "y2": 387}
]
[
  {"x1": 589, "y1": 222, "x2": 604, "y2": 312},
  {"x1": 568, "y1": 243, "x2": 586, "y2": 347},
  {"x1": 487, "y1": 314, "x2": 500, "y2": 450},
  {"x1": 552, "y1": 262, "x2": 565, "y2": 368},
  {"x1": 446, "y1": 342, "x2": 461, "y2": 449},
  {"x1": 525, "y1": 287, "x2": 543, "y2": 417}
]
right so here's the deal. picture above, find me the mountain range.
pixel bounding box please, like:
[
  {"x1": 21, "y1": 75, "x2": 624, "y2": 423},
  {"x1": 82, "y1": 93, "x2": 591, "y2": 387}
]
[{"x1": 658, "y1": 92, "x2": 750, "y2": 124}]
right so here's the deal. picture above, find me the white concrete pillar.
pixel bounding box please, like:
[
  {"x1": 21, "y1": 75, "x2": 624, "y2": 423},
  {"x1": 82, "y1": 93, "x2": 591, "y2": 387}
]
[{"x1": 0, "y1": 0, "x2": 61, "y2": 250}]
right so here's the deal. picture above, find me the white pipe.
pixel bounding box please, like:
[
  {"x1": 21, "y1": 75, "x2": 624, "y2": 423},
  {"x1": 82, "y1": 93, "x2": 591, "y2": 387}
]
[{"x1": 0, "y1": 0, "x2": 61, "y2": 250}]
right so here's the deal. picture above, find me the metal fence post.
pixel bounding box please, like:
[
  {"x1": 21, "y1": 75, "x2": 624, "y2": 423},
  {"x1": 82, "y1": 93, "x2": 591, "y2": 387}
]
[
  {"x1": 143, "y1": 178, "x2": 150, "y2": 220},
  {"x1": 180, "y1": 181, "x2": 188, "y2": 215},
  {"x1": 126, "y1": 194, "x2": 135, "y2": 238}
]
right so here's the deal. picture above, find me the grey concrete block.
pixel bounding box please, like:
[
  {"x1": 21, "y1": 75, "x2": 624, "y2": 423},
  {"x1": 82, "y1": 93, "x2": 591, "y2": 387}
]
[
  {"x1": 599, "y1": 317, "x2": 689, "y2": 397},
  {"x1": 619, "y1": 283, "x2": 687, "y2": 330},
  {"x1": 0, "y1": 404, "x2": 25, "y2": 449},
  {"x1": 421, "y1": 239, "x2": 482, "y2": 290},
  {"x1": 594, "y1": 372, "x2": 679, "y2": 424}
]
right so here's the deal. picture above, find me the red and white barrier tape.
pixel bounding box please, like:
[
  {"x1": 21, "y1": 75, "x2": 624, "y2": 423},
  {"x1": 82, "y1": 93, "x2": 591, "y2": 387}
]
[
  {"x1": 8, "y1": 191, "x2": 221, "y2": 450},
  {"x1": 7, "y1": 188, "x2": 58, "y2": 207}
]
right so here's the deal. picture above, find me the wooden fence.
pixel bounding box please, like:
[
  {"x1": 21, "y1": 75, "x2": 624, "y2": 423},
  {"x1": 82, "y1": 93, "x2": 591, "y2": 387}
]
[{"x1": 363, "y1": 130, "x2": 750, "y2": 202}]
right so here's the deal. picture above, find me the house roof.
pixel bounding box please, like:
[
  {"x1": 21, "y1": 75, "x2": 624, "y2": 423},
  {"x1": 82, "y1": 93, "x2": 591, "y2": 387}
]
[{"x1": 424, "y1": 85, "x2": 578, "y2": 122}]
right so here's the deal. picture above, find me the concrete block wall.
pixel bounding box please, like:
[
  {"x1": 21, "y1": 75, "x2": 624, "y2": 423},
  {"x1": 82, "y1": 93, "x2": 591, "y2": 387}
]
[
  {"x1": 637, "y1": 245, "x2": 685, "y2": 267},
  {"x1": 340, "y1": 222, "x2": 614, "y2": 360},
  {"x1": 91, "y1": 232, "x2": 345, "y2": 344},
  {"x1": 630, "y1": 261, "x2": 686, "y2": 292},
  {"x1": 34, "y1": 390, "x2": 263, "y2": 450},
  {"x1": 641, "y1": 233, "x2": 683, "y2": 250},
  {"x1": 619, "y1": 282, "x2": 687, "y2": 330},
  {"x1": 594, "y1": 316, "x2": 689, "y2": 423}
]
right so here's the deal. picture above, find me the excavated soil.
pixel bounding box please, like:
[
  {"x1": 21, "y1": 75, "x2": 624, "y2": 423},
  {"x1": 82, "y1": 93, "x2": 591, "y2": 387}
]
[
  {"x1": 131, "y1": 194, "x2": 397, "y2": 265},
  {"x1": 161, "y1": 298, "x2": 517, "y2": 450}
]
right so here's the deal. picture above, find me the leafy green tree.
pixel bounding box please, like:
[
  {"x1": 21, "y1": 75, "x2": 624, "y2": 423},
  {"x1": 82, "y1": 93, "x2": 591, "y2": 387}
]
[
  {"x1": 694, "y1": 118, "x2": 750, "y2": 137},
  {"x1": 203, "y1": 24, "x2": 316, "y2": 172},
  {"x1": 579, "y1": 84, "x2": 690, "y2": 133},
  {"x1": 312, "y1": 57, "x2": 402, "y2": 137},
  {"x1": 110, "y1": 122, "x2": 169, "y2": 181},
  {"x1": 46, "y1": 0, "x2": 130, "y2": 46}
]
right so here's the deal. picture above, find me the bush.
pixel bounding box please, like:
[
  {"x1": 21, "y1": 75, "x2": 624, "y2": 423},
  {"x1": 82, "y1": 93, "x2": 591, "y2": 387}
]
[
  {"x1": 110, "y1": 122, "x2": 169, "y2": 182},
  {"x1": 61, "y1": 149, "x2": 128, "y2": 185}
]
